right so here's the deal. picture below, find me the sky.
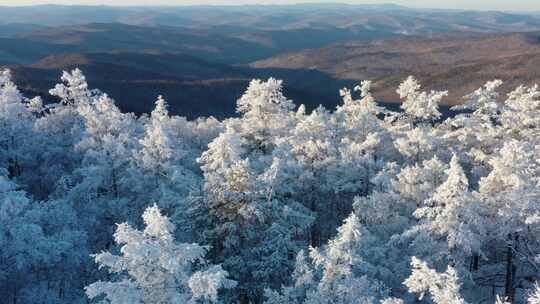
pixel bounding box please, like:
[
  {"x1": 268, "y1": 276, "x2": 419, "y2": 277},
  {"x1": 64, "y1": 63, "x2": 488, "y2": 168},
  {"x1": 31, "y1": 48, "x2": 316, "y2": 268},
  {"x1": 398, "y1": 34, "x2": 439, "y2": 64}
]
[{"x1": 0, "y1": 0, "x2": 539, "y2": 11}]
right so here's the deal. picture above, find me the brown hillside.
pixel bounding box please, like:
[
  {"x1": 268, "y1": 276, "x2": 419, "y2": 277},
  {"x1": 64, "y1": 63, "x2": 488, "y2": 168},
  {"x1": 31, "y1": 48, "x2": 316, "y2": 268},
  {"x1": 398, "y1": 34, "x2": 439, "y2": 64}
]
[{"x1": 251, "y1": 32, "x2": 540, "y2": 104}]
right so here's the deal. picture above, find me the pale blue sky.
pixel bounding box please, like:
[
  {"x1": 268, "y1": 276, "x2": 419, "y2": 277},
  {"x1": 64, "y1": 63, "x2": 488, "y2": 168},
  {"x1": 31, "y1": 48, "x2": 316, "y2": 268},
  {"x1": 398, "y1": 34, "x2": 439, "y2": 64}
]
[{"x1": 0, "y1": 0, "x2": 539, "y2": 11}]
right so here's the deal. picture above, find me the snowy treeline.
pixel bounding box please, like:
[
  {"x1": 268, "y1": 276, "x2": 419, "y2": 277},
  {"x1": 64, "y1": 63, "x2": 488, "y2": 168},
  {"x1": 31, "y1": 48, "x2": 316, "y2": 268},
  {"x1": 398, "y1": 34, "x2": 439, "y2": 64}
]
[{"x1": 1, "y1": 68, "x2": 540, "y2": 304}]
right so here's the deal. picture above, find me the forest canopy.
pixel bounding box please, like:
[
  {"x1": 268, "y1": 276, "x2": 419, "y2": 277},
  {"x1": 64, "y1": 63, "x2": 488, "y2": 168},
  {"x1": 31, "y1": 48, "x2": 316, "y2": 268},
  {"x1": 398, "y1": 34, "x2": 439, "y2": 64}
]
[{"x1": 1, "y1": 68, "x2": 540, "y2": 304}]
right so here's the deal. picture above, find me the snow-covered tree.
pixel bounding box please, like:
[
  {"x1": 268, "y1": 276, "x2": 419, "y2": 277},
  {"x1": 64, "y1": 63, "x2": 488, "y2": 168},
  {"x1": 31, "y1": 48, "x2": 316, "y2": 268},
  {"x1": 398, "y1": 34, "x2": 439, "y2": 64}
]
[
  {"x1": 85, "y1": 204, "x2": 236, "y2": 304},
  {"x1": 30, "y1": 69, "x2": 95, "y2": 198},
  {"x1": 196, "y1": 79, "x2": 316, "y2": 302},
  {"x1": 405, "y1": 155, "x2": 484, "y2": 265},
  {"x1": 454, "y1": 79, "x2": 503, "y2": 117},
  {"x1": 0, "y1": 170, "x2": 87, "y2": 304},
  {"x1": 267, "y1": 212, "x2": 390, "y2": 304},
  {"x1": 49, "y1": 68, "x2": 95, "y2": 106},
  {"x1": 0, "y1": 69, "x2": 38, "y2": 186},
  {"x1": 404, "y1": 257, "x2": 467, "y2": 304},
  {"x1": 393, "y1": 156, "x2": 448, "y2": 206},
  {"x1": 396, "y1": 76, "x2": 447, "y2": 122},
  {"x1": 501, "y1": 84, "x2": 540, "y2": 143},
  {"x1": 236, "y1": 78, "x2": 295, "y2": 155},
  {"x1": 71, "y1": 93, "x2": 138, "y2": 200},
  {"x1": 198, "y1": 131, "x2": 312, "y2": 301},
  {"x1": 474, "y1": 140, "x2": 540, "y2": 302},
  {"x1": 130, "y1": 96, "x2": 200, "y2": 239},
  {"x1": 395, "y1": 125, "x2": 440, "y2": 163},
  {"x1": 306, "y1": 212, "x2": 388, "y2": 304},
  {"x1": 528, "y1": 284, "x2": 540, "y2": 304}
]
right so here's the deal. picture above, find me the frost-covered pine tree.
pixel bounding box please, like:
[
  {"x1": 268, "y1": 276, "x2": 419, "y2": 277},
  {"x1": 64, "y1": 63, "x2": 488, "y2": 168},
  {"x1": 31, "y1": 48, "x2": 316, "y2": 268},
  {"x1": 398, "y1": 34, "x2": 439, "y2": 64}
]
[
  {"x1": 196, "y1": 79, "x2": 316, "y2": 302},
  {"x1": 71, "y1": 93, "x2": 138, "y2": 200},
  {"x1": 502, "y1": 84, "x2": 540, "y2": 142},
  {"x1": 455, "y1": 79, "x2": 503, "y2": 117},
  {"x1": 392, "y1": 156, "x2": 448, "y2": 207},
  {"x1": 85, "y1": 204, "x2": 236, "y2": 304},
  {"x1": 0, "y1": 69, "x2": 39, "y2": 188},
  {"x1": 305, "y1": 212, "x2": 388, "y2": 304},
  {"x1": 396, "y1": 76, "x2": 447, "y2": 123},
  {"x1": 336, "y1": 80, "x2": 385, "y2": 140},
  {"x1": 404, "y1": 257, "x2": 467, "y2": 304},
  {"x1": 0, "y1": 169, "x2": 87, "y2": 303},
  {"x1": 528, "y1": 284, "x2": 540, "y2": 304},
  {"x1": 405, "y1": 155, "x2": 484, "y2": 265},
  {"x1": 286, "y1": 105, "x2": 340, "y2": 245},
  {"x1": 263, "y1": 250, "x2": 315, "y2": 304},
  {"x1": 23, "y1": 70, "x2": 91, "y2": 198},
  {"x1": 198, "y1": 125, "x2": 312, "y2": 302},
  {"x1": 475, "y1": 140, "x2": 540, "y2": 302},
  {"x1": 333, "y1": 81, "x2": 395, "y2": 207},
  {"x1": 137, "y1": 96, "x2": 178, "y2": 176},
  {"x1": 267, "y1": 213, "x2": 389, "y2": 304},
  {"x1": 236, "y1": 78, "x2": 295, "y2": 155},
  {"x1": 54, "y1": 73, "x2": 140, "y2": 253},
  {"x1": 131, "y1": 96, "x2": 200, "y2": 240}
]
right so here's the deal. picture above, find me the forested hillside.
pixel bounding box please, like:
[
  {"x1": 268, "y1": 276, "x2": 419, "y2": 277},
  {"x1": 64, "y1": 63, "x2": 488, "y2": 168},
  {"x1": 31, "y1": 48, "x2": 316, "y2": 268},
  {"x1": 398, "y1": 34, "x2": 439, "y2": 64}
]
[
  {"x1": 252, "y1": 31, "x2": 540, "y2": 104},
  {"x1": 2, "y1": 68, "x2": 540, "y2": 304}
]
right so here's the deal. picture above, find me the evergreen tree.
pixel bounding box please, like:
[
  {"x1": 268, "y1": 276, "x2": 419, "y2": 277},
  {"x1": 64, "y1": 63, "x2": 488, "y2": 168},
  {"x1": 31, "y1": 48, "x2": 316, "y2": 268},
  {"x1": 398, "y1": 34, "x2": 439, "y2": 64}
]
[{"x1": 85, "y1": 205, "x2": 236, "y2": 304}]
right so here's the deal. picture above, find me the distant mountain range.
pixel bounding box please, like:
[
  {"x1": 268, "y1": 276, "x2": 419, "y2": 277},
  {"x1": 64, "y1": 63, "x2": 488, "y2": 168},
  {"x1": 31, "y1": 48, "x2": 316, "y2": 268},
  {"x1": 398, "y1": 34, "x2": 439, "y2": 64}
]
[
  {"x1": 2, "y1": 4, "x2": 540, "y2": 31},
  {"x1": 3, "y1": 5, "x2": 540, "y2": 117},
  {"x1": 0, "y1": 20, "x2": 405, "y2": 65}
]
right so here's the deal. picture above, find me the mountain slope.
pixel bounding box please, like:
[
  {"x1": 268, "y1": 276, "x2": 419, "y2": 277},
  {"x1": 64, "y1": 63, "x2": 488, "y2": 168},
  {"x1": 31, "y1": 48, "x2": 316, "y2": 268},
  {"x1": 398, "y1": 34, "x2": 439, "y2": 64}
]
[{"x1": 252, "y1": 32, "x2": 540, "y2": 104}]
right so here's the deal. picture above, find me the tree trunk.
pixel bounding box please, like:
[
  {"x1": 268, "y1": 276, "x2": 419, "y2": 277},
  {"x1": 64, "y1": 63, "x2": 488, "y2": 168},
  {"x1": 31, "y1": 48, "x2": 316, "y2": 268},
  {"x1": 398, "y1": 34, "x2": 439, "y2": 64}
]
[
  {"x1": 310, "y1": 196, "x2": 319, "y2": 247},
  {"x1": 471, "y1": 253, "x2": 479, "y2": 271},
  {"x1": 111, "y1": 167, "x2": 118, "y2": 198},
  {"x1": 505, "y1": 233, "x2": 518, "y2": 303},
  {"x1": 308, "y1": 172, "x2": 320, "y2": 247},
  {"x1": 13, "y1": 280, "x2": 17, "y2": 304},
  {"x1": 239, "y1": 291, "x2": 250, "y2": 304}
]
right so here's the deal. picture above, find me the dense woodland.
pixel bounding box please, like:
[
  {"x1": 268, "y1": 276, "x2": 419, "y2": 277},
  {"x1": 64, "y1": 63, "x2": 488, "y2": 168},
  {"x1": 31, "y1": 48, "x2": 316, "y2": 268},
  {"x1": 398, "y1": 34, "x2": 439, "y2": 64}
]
[{"x1": 1, "y1": 68, "x2": 540, "y2": 304}]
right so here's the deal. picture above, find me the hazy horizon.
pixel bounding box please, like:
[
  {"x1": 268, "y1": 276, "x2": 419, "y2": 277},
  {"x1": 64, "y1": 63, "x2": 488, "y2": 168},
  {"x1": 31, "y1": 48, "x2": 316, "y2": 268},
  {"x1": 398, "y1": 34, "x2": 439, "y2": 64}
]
[{"x1": 0, "y1": 0, "x2": 539, "y2": 12}]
